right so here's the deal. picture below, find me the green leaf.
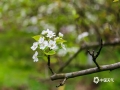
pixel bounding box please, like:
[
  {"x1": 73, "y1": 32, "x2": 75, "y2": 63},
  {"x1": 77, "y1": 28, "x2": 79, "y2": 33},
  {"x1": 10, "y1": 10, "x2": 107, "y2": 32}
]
[
  {"x1": 44, "y1": 50, "x2": 56, "y2": 55},
  {"x1": 56, "y1": 38, "x2": 67, "y2": 44},
  {"x1": 113, "y1": 0, "x2": 119, "y2": 2},
  {"x1": 32, "y1": 35, "x2": 40, "y2": 41}
]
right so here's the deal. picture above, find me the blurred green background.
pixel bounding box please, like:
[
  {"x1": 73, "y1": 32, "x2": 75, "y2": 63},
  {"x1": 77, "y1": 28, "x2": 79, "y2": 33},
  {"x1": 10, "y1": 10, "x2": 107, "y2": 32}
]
[{"x1": 0, "y1": 0, "x2": 120, "y2": 90}]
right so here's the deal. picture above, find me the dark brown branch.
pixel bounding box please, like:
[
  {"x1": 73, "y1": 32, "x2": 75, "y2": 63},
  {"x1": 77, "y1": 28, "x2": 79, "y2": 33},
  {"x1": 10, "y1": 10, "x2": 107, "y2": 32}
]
[
  {"x1": 88, "y1": 39, "x2": 103, "y2": 70},
  {"x1": 51, "y1": 62, "x2": 120, "y2": 80},
  {"x1": 48, "y1": 55, "x2": 54, "y2": 74},
  {"x1": 96, "y1": 39, "x2": 102, "y2": 58},
  {"x1": 58, "y1": 39, "x2": 120, "y2": 72}
]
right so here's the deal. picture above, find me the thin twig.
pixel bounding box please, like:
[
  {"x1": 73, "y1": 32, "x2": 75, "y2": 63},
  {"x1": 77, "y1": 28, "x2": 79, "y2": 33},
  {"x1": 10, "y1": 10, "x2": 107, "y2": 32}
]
[
  {"x1": 96, "y1": 39, "x2": 103, "y2": 58},
  {"x1": 51, "y1": 62, "x2": 120, "y2": 80},
  {"x1": 48, "y1": 55, "x2": 54, "y2": 74},
  {"x1": 88, "y1": 39, "x2": 103, "y2": 70},
  {"x1": 56, "y1": 78, "x2": 67, "y2": 87}
]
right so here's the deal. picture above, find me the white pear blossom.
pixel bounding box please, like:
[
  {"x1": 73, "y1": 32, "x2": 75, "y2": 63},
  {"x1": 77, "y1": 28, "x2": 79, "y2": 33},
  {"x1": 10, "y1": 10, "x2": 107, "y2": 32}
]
[
  {"x1": 61, "y1": 43, "x2": 66, "y2": 50},
  {"x1": 46, "y1": 29, "x2": 56, "y2": 38},
  {"x1": 48, "y1": 40, "x2": 56, "y2": 50},
  {"x1": 40, "y1": 40, "x2": 48, "y2": 50},
  {"x1": 77, "y1": 32, "x2": 89, "y2": 41},
  {"x1": 59, "y1": 32, "x2": 63, "y2": 37},
  {"x1": 38, "y1": 37, "x2": 44, "y2": 44},
  {"x1": 31, "y1": 42, "x2": 38, "y2": 51},
  {"x1": 41, "y1": 30, "x2": 47, "y2": 35},
  {"x1": 46, "y1": 28, "x2": 51, "y2": 32},
  {"x1": 32, "y1": 51, "x2": 38, "y2": 62}
]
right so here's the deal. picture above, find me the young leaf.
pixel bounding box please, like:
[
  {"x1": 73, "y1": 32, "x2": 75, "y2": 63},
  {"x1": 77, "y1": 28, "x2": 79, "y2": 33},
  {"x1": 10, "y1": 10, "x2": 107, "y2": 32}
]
[
  {"x1": 44, "y1": 50, "x2": 56, "y2": 55},
  {"x1": 113, "y1": 0, "x2": 119, "y2": 2},
  {"x1": 56, "y1": 38, "x2": 66, "y2": 44},
  {"x1": 32, "y1": 35, "x2": 40, "y2": 41}
]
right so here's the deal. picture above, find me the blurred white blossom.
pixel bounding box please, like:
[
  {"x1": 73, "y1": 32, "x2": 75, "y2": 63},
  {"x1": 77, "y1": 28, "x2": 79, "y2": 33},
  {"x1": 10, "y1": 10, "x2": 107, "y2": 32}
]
[
  {"x1": 30, "y1": 16, "x2": 38, "y2": 24},
  {"x1": 41, "y1": 30, "x2": 47, "y2": 35},
  {"x1": 58, "y1": 49, "x2": 67, "y2": 57},
  {"x1": 57, "y1": 47, "x2": 78, "y2": 57},
  {"x1": 59, "y1": 32, "x2": 63, "y2": 37},
  {"x1": 32, "y1": 51, "x2": 38, "y2": 62},
  {"x1": 61, "y1": 43, "x2": 66, "y2": 50},
  {"x1": 85, "y1": 12, "x2": 98, "y2": 23},
  {"x1": 77, "y1": 32, "x2": 89, "y2": 41},
  {"x1": 67, "y1": 47, "x2": 78, "y2": 53},
  {"x1": 31, "y1": 42, "x2": 38, "y2": 51},
  {"x1": 20, "y1": 9, "x2": 26, "y2": 17}
]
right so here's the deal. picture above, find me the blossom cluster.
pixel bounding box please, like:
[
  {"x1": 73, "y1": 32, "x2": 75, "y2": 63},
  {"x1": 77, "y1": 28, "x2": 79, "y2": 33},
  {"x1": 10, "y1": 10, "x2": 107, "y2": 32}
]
[{"x1": 31, "y1": 29, "x2": 66, "y2": 62}]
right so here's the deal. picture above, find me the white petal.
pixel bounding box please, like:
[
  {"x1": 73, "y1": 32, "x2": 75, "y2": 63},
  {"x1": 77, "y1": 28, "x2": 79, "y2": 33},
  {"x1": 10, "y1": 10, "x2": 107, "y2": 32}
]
[
  {"x1": 44, "y1": 41, "x2": 48, "y2": 46},
  {"x1": 35, "y1": 51, "x2": 38, "y2": 56},
  {"x1": 59, "y1": 32, "x2": 63, "y2": 37},
  {"x1": 58, "y1": 49, "x2": 67, "y2": 57},
  {"x1": 31, "y1": 45, "x2": 35, "y2": 50},
  {"x1": 48, "y1": 40, "x2": 56, "y2": 50},
  {"x1": 46, "y1": 29, "x2": 56, "y2": 38},
  {"x1": 46, "y1": 28, "x2": 50, "y2": 32},
  {"x1": 41, "y1": 30, "x2": 47, "y2": 35},
  {"x1": 40, "y1": 40, "x2": 48, "y2": 50},
  {"x1": 32, "y1": 51, "x2": 38, "y2": 59},
  {"x1": 77, "y1": 32, "x2": 89, "y2": 41},
  {"x1": 38, "y1": 37, "x2": 44, "y2": 44},
  {"x1": 31, "y1": 42, "x2": 38, "y2": 51},
  {"x1": 32, "y1": 51, "x2": 38, "y2": 62},
  {"x1": 33, "y1": 58, "x2": 38, "y2": 62}
]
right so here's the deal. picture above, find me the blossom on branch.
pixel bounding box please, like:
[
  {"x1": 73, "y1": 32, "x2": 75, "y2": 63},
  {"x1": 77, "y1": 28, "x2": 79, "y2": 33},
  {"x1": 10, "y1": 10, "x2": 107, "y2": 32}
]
[
  {"x1": 39, "y1": 40, "x2": 48, "y2": 50},
  {"x1": 46, "y1": 29, "x2": 56, "y2": 38},
  {"x1": 31, "y1": 29, "x2": 66, "y2": 62},
  {"x1": 48, "y1": 40, "x2": 56, "y2": 50}
]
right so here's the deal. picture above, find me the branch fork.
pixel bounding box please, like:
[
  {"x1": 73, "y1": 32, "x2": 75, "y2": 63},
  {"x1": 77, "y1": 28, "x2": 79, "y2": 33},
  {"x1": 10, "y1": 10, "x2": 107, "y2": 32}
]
[
  {"x1": 88, "y1": 39, "x2": 103, "y2": 70},
  {"x1": 51, "y1": 62, "x2": 120, "y2": 80},
  {"x1": 48, "y1": 39, "x2": 120, "y2": 87},
  {"x1": 47, "y1": 55, "x2": 67, "y2": 87},
  {"x1": 56, "y1": 78, "x2": 67, "y2": 87}
]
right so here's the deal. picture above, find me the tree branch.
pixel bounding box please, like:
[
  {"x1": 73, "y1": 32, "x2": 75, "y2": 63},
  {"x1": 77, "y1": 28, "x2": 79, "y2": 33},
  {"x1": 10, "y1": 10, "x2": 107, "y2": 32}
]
[
  {"x1": 47, "y1": 55, "x2": 54, "y2": 74},
  {"x1": 52, "y1": 62, "x2": 120, "y2": 80},
  {"x1": 58, "y1": 39, "x2": 120, "y2": 72}
]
